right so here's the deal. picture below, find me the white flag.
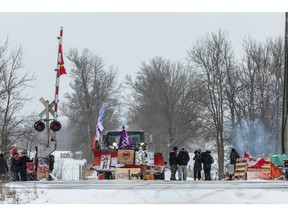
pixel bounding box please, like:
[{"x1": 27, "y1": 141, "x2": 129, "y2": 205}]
[{"x1": 95, "y1": 106, "x2": 105, "y2": 141}]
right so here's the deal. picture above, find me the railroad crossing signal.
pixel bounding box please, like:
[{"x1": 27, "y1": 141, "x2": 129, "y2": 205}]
[
  {"x1": 34, "y1": 98, "x2": 61, "y2": 133},
  {"x1": 34, "y1": 120, "x2": 45, "y2": 132},
  {"x1": 34, "y1": 97, "x2": 61, "y2": 149},
  {"x1": 50, "y1": 120, "x2": 61, "y2": 132}
]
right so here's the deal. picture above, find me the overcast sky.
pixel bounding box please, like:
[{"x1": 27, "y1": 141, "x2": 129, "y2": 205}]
[{"x1": 0, "y1": 8, "x2": 287, "y2": 121}]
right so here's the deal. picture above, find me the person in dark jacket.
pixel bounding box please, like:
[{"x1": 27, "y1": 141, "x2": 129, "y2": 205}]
[
  {"x1": 230, "y1": 148, "x2": 240, "y2": 165},
  {"x1": 10, "y1": 148, "x2": 20, "y2": 181},
  {"x1": 48, "y1": 154, "x2": 55, "y2": 181},
  {"x1": 0, "y1": 153, "x2": 9, "y2": 181},
  {"x1": 169, "y1": 146, "x2": 178, "y2": 180},
  {"x1": 193, "y1": 149, "x2": 202, "y2": 180},
  {"x1": 202, "y1": 150, "x2": 214, "y2": 180},
  {"x1": 18, "y1": 150, "x2": 32, "y2": 181},
  {"x1": 176, "y1": 148, "x2": 190, "y2": 181}
]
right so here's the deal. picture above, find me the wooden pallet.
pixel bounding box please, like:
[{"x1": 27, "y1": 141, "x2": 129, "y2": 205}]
[{"x1": 234, "y1": 158, "x2": 248, "y2": 180}]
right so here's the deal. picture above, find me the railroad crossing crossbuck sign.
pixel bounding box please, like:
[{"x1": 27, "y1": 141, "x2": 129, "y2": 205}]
[{"x1": 39, "y1": 97, "x2": 55, "y2": 118}]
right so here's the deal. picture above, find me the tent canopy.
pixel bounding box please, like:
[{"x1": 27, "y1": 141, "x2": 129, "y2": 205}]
[{"x1": 270, "y1": 154, "x2": 288, "y2": 167}]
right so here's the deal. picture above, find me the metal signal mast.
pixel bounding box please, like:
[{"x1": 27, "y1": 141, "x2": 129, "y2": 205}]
[
  {"x1": 282, "y1": 13, "x2": 288, "y2": 154},
  {"x1": 34, "y1": 27, "x2": 65, "y2": 158}
]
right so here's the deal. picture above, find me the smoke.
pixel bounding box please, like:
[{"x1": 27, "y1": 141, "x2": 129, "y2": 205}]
[{"x1": 232, "y1": 120, "x2": 281, "y2": 157}]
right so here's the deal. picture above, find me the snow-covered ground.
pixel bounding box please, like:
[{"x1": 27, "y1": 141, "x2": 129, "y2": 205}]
[{"x1": 1, "y1": 151, "x2": 288, "y2": 215}]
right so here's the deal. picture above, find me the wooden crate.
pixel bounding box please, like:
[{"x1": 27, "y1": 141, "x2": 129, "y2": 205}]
[
  {"x1": 247, "y1": 158, "x2": 271, "y2": 180},
  {"x1": 247, "y1": 170, "x2": 271, "y2": 180}
]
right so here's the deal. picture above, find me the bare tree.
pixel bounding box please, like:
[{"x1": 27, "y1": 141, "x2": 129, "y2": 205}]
[
  {"x1": 62, "y1": 48, "x2": 121, "y2": 163},
  {"x1": 125, "y1": 57, "x2": 204, "y2": 161},
  {"x1": 187, "y1": 30, "x2": 236, "y2": 179},
  {"x1": 268, "y1": 37, "x2": 284, "y2": 154},
  {"x1": 17, "y1": 114, "x2": 41, "y2": 156},
  {"x1": 235, "y1": 36, "x2": 284, "y2": 156},
  {"x1": 0, "y1": 38, "x2": 35, "y2": 156}
]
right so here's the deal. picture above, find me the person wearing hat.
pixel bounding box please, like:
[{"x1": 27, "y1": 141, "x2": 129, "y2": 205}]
[
  {"x1": 10, "y1": 147, "x2": 20, "y2": 181},
  {"x1": 18, "y1": 150, "x2": 32, "y2": 181},
  {"x1": 169, "y1": 146, "x2": 178, "y2": 180}
]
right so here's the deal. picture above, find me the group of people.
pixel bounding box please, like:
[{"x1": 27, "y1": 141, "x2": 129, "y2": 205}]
[
  {"x1": 0, "y1": 148, "x2": 32, "y2": 182},
  {"x1": 169, "y1": 147, "x2": 214, "y2": 181},
  {"x1": 0, "y1": 147, "x2": 55, "y2": 182},
  {"x1": 169, "y1": 147, "x2": 191, "y2": 181}
]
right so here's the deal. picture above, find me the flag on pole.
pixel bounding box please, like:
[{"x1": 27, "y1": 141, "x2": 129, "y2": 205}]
[
  {"x1": 59, "y1": 46, "x2": 67, "y2": 76},
  {"x1": 244, "y1": 152, "x2": 250, "y2": 158},
  {"x1": 95, "y1": 106, "x2": 105, "y2": 141},
  {"x1": 118, "y1": 126, "x2": 132, "y2": 149}
]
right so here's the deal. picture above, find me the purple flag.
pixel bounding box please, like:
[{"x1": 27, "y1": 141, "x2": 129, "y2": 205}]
[{"x1": 118, "y1": 127, "x2": 132, "y2": 149}]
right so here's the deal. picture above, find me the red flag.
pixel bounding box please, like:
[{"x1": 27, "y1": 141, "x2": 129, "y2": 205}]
[
  {"x1": 59, "y1": 46, "x2": 66, "y2": 76},
  {"x1": 249, "y1": 158, "x2": 266, "y2": 168},
  {"x1": 244, "y1": 152, "x2": 250, "y2": 158}
]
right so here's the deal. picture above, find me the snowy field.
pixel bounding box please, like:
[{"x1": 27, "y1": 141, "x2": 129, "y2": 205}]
[
  {"x1": 2, "y1": 175, "x2": 288, "y2": 216},
  {"x1": 2, "y1": 152, "x2": 288, "y2": 215}
]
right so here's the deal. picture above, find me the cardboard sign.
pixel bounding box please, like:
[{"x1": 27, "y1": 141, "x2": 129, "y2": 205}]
[
  {"x1": 115, "y1": 168, "x2": 140, "y2": 180},
  {"x1": 38, "y1": 157, "x2": 49, "y2": 166},
  {"x1": 117, "y1": 150, "x2": 134, "y2": 165},
  {"x1": 135, "y1": 152, "x2": 154, "y2": 165},
  {"x1": 26, "y1": 162, "x2": 35, "y2": 174},
  {"x1": 37, "y1": 157, "x2": 49, "y2": 180},
  {"x1": 37, "y1": 166, "x2": 49, "y2": 180},
  {"x1": 100, "y1": 155, "x2": 111, "y2": 170},
  {"x1": 111, "y1": 157, "x2": 118, "y2": 167}
]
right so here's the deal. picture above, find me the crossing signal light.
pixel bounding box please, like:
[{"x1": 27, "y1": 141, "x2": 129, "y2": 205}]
[
  {"x1": 34, "y1": 120, "x2": 45, "y2": 132},
  {"x1": 50, "y1": 120, "x2": 61, "y2": 132}
]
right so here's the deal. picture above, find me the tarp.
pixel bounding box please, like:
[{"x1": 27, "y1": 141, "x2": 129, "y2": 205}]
[
  {"x1": 270, "y1": 162, "x2": 282, "y2": 178},
  {"x1": 270, "y1": 154, "x2": 288, "y2": 167}
]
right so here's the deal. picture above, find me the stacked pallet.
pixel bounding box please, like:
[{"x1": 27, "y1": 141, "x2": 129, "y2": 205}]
[{"x1": 234, "y1": 158, "x2": 248, "y2": 180}]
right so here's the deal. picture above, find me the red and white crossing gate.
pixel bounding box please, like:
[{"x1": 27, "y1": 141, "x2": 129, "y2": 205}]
[{"x1": 34, "y1": 27, "x2": 65, "y2": 157}]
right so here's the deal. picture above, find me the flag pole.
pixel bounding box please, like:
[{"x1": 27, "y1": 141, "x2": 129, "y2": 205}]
[{"x1": 54, "y1": 26, "x2": 64, "y2": 121}]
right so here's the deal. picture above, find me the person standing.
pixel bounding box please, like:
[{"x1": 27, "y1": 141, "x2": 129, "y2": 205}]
[
  {"x1": 230, "y1": 148, "x2": 240, "y2": 165},
  {"x1": 176, "y1": 148, "x2": 190, "y2": 181},
  {"x1": 202, "y1": 150, "x2": 214, "y2": 180},
  {"x1": 169, "y1": 147, "x2": 178, "y2": 180},
  {"x1": 133, "y1": 143, "x2": 148, "y2": 180},
  {"x1": 0, "y1": 153, "x2": 9, "y2": 181},
  {"x1": 193, "y1": 149, "x2": 202, "y2": 180},
  {"x1": 18, "y1": 150, "x2": 32, "y2": 181},
  {"x1": 10, "y1": 148, "x2": 20, "y2": 181},
  {"x1": 48, "y1": 154, "x2": 55, "y2": 181}
]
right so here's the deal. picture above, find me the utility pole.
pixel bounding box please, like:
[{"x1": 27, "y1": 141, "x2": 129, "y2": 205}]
[{"x1": 282, "y1": 12, "x2": 288, "y2": 154}]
